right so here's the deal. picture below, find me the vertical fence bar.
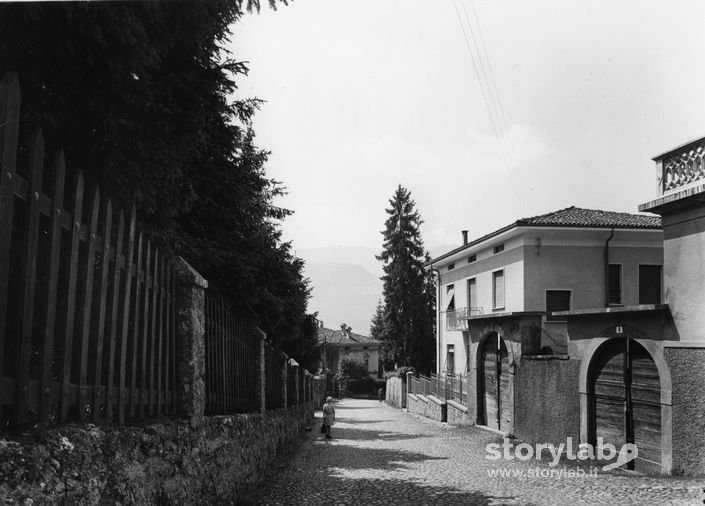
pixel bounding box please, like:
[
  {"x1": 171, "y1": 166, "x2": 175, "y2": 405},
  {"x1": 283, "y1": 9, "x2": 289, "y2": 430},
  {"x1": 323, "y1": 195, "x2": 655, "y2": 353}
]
[
  {"x1": 92, "y1": 198, "x2": 112, "y2": 421},
  {"x1": 204, "y1": 293, "x2": 211, "y2": 412},
  {"x1": 225, "y1": 299, "x2": 231, "y2": 413},
  {"x1": 130, "y1": 232, "x2": 144, "y2": 419},
  {"x1": 148, "y1": 249, "x2": 159, "y2": 416},
  {"x1": 117, "y1": 206, "x2": 136, "y2": 424},
  {"x1": 138, "y1": 240, "x2": 150, "y2": 419},
  {"x1": 77, "y1": 186, "x2": 100, "y2": 420},
  {"x1": 15, "y1": 129, "x2": 45, "y2": 425},
  {"x1": 105, "y1": 211, "x2": 124, "y2": 420},
  {"x1": 169, "y1": 264, "x2": 177, "y2": 413},
  {"x1": 59, "y1": 172, "x2": 85, "y2": 422},
  {"x1": 155, "y1": 253, "x2": 165, "y2": 416},
  {"x1": 39, "y1": 154, "x2": 65, "y2": 424},
  {"x1": 165, "y1": 260, "x2": 173, "y2": 414},
  {"x1": 219, "y1": 298, "x2": 226, "y2": 413},
  {"x1": 0, "y1": 72, "x2": 21, "y2": 426}
]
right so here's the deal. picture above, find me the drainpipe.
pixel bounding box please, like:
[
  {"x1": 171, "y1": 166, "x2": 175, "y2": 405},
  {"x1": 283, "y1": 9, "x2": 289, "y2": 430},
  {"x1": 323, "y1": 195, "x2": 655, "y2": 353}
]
[
  {"x1": 604, "y1": 228, "x2": 614, "y2": 307},
  {"x1": 432, "y1": 265, "x2": 441, "y2": 376}
]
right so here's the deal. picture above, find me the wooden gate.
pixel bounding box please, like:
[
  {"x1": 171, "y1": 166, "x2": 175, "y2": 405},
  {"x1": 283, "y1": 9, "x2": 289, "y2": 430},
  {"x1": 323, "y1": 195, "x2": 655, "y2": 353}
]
[
  {"x1": 590, "y1": 338, "x2": 662, "y2": 472},
  {"x1": 479, "y1": 333, "x2": 510, "y2": 430}
]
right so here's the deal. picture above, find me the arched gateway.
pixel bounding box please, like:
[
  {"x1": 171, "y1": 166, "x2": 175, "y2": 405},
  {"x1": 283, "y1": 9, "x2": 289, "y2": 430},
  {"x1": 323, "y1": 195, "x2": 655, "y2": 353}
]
[
  {"x1": 477, "y1": 332, "x2": 511, "y2": 431},
  {"x1": 588, "y1": 338, "x2": 662, "y2": 473}
]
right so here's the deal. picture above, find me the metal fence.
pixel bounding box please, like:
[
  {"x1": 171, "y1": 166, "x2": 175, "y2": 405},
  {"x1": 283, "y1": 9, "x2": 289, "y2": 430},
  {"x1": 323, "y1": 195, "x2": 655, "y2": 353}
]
[
  {"x1": 204, "y1": 293, "x2": 261, "y2": 414},
  {"x1": 0, "y1": 72, "x2": 178, "y2": 430},
  {"x1": 408, "y1": 372, "x2": 469, "y2": 406},
  {"x1": 0, "y1": 71, "x2": 324, "y2": 430}
]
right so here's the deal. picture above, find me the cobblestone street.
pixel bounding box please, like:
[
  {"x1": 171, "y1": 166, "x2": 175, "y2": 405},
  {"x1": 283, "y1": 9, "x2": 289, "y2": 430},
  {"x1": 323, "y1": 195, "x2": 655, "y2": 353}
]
[{"x1": 242, "y1": 398, "x2": 704, "y2": 506}]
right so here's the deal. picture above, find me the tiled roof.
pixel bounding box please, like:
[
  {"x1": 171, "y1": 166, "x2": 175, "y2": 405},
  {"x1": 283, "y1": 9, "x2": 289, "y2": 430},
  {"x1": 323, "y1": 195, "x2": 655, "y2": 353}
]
[
  {"x1": 428, "y1": 206, "x2": 661, "y2": 265},
  {"x1": 516, "y1": 206, "x2": 661, "y2": 228},
  {"x1": 316, "y1": 327, "x2": 381, "y2": 346}
]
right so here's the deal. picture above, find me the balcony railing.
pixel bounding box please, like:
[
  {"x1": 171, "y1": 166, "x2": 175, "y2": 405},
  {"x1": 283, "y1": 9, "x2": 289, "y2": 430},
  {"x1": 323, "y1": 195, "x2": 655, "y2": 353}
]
[
  {"x1": 657, "y1": 137, "x2": 705, "y2": 196},
  {"x1": 443, "y1": 307, "x2": 484, "y2": 331}
]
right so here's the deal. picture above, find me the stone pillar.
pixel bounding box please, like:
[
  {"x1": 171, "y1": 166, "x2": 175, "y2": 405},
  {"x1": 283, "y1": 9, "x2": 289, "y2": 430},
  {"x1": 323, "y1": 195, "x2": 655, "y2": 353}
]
[
  {"x1": 257, "y1": 328, "x2": 266, "y2": 413},
  {"x1": 294, "y1": 366, "x2": 300, "y2": 406},
  {"x1": 406, "y1": 371, "x2": 414, "y2": 410},
  {"x1": 173, "y1": 256, "x2": 208, "y2": 428}
]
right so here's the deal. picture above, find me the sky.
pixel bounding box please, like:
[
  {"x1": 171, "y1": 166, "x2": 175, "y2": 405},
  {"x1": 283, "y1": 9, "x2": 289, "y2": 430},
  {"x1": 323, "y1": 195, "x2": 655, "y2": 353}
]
[{"x1": 230, "y1": 0, "x2": 705, "y2": 255}]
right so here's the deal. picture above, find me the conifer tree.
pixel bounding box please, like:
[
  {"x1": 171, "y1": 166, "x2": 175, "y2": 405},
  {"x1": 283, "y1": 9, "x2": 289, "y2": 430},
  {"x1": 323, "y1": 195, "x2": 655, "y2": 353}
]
[
  {"x1": 376, "y1": 185, "x2": 435, "y2": 374},
  {"x1": 369, "y1": 299, "x2": 386, "y2": 343}
]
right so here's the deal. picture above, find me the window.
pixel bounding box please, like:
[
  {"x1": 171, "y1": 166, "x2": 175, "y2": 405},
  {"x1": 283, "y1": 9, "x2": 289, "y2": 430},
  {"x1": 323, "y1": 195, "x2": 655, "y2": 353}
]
[
  {"x1": 493, "y1": 270, "x2": 505, "y2": 309},
  {"x1": 445, "y1": 344, "x2": 455, "y2": 375},
  {"x1": 467, "y1": 278, "x2": 477, "y2": 313},
  {"x1": 448, "y1": 263, "x2": 455, "y2": 271},
  {"x1": 446, "y1": 283, "x2": 454, "y2": 293},
  {"x1": 608, "y1": 264, "x2": 622, "y2": 305},
  {"x1": 468, "y1": 254, "x2": 477, "y2": 263},
  {"x1": 493, "y1": 244, "x2": 505, "y2": 254},
  {"x1": 546, "y1": 290, "x2": 571, "y2": 321},
  {"x1": 639, "y1": 265, "x2": 662, "y2": 304},
  {"x1": 466, "y1": 343, "x2": 471, "y2": 374}
]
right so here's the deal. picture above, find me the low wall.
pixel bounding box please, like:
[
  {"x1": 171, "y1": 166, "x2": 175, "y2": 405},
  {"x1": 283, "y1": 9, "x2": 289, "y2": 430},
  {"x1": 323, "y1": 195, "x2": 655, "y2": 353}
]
[
  {"x1": 447, "y1": 399, "x2": 474, "y2": 427},
  {"x1": 385, "y1": 377, "x2": 406, "y2": 409},
  {"x1": 666, "y1": 347, "x2": 705, "y2": 476},
  {"x1": 407, "y1": 394, "x2": 446, "y2": 422},
  {"x1": 513, "y1": 356, "x2": 580, "y2": 446},
  {"x1": 0, "y1": 402, "x2": 314, "y2": 504}
]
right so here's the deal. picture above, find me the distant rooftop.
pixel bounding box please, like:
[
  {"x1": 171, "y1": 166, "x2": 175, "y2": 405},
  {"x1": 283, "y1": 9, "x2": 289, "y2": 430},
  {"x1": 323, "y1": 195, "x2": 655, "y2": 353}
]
[
  {"x1": 428, "y1": 206, "x2": 661, "y2": 266},
  {"x1": 317, "y1": 326, "x2": 380, "y2": 346}
]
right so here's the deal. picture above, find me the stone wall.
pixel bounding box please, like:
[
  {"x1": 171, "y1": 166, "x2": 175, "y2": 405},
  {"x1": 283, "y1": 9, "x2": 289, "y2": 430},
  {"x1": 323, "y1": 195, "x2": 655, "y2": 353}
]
[
  {"x1": 0, "y1": 403, "x2": 314, "y2": 504},
  {"x1": 407, "y1": 394, "x2": 446, "y2": 422},
  {"x1": 666, "y1": 347, "x2": 705, "y2": 476},
  {"x1": 446, "y1": 400, "x2": 473, "y2": 427},
  {"x1": 513, "y1": 356, "x2": 580, "y2": 447},
  {"x1": 384, "y1": 377, "x2": 406, "y2": 409}
]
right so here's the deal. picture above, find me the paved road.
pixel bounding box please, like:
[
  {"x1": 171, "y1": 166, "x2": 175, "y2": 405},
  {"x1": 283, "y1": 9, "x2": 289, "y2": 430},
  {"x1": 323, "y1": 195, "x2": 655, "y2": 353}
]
[{"x1": 242, "y1": 398, "x2": 704, "y2": 505}]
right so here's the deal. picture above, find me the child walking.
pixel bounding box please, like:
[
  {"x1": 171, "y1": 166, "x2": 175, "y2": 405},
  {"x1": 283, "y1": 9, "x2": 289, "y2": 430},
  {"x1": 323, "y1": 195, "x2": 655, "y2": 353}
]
[{"x1": 322, "y1": 396, "x2": 335, "y2": 439}]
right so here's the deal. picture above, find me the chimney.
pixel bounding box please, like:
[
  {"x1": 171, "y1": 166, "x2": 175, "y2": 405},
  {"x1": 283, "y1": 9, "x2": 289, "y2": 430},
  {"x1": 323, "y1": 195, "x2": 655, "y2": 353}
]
[{"x1": 462, "y1": 230, "x2": 468, "y2": 245}]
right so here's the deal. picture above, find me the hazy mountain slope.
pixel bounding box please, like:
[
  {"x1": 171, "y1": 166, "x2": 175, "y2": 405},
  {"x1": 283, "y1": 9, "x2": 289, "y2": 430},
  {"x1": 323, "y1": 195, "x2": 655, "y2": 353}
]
[
  {"x1": 298, "y1": 244, "x2": 458, "y2": 334},
  {"x1": 304, "y1": 261, "x2": 382, "y2": 335}
]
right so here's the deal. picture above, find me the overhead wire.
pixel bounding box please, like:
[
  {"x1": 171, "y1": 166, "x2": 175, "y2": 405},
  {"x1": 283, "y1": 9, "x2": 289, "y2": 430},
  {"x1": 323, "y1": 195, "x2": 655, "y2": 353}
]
[
  {"x1": 452, "y1": 0, "x2": 529, "y2": 215},
  {"x1": 464, "y1": 0, "x2": 529, "y2": 213}
]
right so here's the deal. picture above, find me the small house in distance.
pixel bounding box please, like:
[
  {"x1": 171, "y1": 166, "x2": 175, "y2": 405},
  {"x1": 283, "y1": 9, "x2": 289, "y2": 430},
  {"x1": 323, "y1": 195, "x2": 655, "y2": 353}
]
[{"x1": 317, "y1": 323, "x2": 382, "y2": 378}]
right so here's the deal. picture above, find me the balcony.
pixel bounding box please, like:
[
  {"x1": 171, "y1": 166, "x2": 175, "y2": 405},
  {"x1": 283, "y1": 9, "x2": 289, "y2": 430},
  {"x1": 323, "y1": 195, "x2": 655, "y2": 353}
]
[
  {"x1": 443, "y1": 307, "x2": 484, "y2": 331},
  {"x1": 657, "y1": 137, "x2": 705, "y2": 196}
]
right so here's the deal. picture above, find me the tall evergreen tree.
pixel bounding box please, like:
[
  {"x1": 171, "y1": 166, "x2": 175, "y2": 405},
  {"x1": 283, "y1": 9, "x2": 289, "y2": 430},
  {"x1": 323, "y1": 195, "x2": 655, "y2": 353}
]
[
  {"x1": 369, "y1": 299, "x2": 386, "y2": 343},
  {"x1": 376, "y1": 185, "x2": 435, "y2": 374}
]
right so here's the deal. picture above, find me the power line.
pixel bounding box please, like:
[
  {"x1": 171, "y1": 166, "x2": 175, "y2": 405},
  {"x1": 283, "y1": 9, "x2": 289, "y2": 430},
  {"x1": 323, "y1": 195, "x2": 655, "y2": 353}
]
[
  {"x1": 464, "y1": 0, "x2": 529, "y2": 213},
  {"x1": 452, "y1": 0, "x2": 529, "y2": 214}
]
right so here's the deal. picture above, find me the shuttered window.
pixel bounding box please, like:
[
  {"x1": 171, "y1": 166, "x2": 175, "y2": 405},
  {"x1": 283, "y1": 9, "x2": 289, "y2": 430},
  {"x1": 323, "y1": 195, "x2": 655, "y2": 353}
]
[
  {"x1": 639, "y1": 265, "x2": 661, "y2": 304},
  {"x1": 608, "y1": 264, "x2": 622, "y2": 305},
  {"x1": 493, "y1": 270, "x2": 505, "y2": 309},
  {"x1": 467, "y1": 278, "x2": 477, "y2": 313},
  {"x1": 546, "y1": 290, "x2": 571, "y2": 321},
  {"x1": 446, "y1": 344, "x2": 455, "y2": 375}
]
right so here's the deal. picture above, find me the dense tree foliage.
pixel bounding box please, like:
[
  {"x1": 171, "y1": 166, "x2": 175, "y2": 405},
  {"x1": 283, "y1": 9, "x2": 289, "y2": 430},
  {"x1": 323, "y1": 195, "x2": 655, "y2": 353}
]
[
  {"x1": 376, "y1": 186, "x2": 436, "y2": 374},
  {"x1": 0, "y1": 1, "x2": 318, "y2": 362},
  {"x1": 336, "y1": 353, "x2": 370, "y2": 380}
]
